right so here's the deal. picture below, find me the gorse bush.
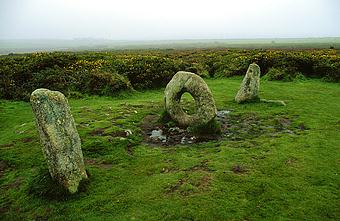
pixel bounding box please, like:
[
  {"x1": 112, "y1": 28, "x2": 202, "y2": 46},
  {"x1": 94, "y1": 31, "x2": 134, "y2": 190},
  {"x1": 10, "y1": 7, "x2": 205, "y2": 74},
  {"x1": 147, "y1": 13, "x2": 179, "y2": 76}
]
[
  {"x1": 0, "y1": 49, "x2": 339, "y2": 100},
  {"x1": 115, "y1": 55, "x2": 183, "y2": 89},
  {"x1": 262, "y1": 67, "x2": 291, "y2": 81},
  {"x1": 84, "y1": 70, "x2": 132, "y2": 96}
]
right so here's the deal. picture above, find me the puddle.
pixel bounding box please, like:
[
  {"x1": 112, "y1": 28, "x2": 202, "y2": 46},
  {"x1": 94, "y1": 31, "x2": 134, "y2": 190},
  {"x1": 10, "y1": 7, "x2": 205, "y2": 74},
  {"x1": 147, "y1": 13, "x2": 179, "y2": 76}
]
[
  {"x1": 216, "y1": 110, "x2": 231, "y2": 118},
  {"x1": 142, "y1": 110, "x2": 303, "y2": 146},
  {"x1": 149, "y1": 129, "x2": 167, "y2": 142}
]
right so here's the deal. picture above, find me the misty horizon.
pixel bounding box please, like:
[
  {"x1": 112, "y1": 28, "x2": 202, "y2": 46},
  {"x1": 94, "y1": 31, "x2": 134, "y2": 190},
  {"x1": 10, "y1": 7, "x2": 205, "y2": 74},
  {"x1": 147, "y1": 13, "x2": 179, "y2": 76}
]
[{"x1": 1, "y1": 0, "x2": 339, "y2": 41}]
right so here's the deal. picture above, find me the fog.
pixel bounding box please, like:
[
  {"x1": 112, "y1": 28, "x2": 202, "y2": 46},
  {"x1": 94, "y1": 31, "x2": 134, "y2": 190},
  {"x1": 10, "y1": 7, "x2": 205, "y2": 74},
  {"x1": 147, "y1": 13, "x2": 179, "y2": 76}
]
[{"x1": 0, "y1": 0, "x2": 339, "y2": 40}]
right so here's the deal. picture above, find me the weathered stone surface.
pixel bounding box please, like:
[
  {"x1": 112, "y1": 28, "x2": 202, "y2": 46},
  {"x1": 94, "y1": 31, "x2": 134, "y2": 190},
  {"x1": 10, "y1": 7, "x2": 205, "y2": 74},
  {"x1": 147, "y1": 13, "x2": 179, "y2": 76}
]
[
  {"x1": 164, "y1": 71, "x2": 217, "y2": 127},
  {"x1": 235, "y1": 63, "x2": 261, "y2": 103},
  {"x1": 30, "y1": 88, "x2": 87, "y2": 193}
]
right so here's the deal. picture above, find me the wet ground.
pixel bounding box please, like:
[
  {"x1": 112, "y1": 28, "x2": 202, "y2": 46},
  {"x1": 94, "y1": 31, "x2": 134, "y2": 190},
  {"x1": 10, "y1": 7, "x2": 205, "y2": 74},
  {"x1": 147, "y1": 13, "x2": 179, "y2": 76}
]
[{"x1": 141, "y1": 110, "x2": 305, "y2": 146}]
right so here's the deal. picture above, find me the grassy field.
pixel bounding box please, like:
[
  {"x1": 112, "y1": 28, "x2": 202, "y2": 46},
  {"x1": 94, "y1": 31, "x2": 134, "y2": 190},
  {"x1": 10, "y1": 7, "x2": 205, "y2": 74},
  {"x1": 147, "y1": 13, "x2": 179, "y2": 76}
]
[{"x1": 0, "y1": 77, "x2": 339, "y2": 220}]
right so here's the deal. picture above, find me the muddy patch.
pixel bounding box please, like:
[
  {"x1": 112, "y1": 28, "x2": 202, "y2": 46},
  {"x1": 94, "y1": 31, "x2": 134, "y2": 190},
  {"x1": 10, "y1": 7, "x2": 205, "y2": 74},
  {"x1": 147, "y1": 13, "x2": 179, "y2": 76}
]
[
  {"x1": 89, "y1": 128, "x2": 132, "y2": 138},
  {"x1": 0, "y1": 143, "x2": 14, "y2": 148},
  {"x1": 141, "y1": 114, "x2": 218, "y2": 146},
  {"x1": 285, "y1": 157, "x2": 298, "y2": 166},
  {"x1": 0, "y1": 160, "x2": 9, "y2": 178},
  {"x1": 4, "y1": 176, "x2": 23, "y2": 190},
  {"x1": 231, "y1": 165, "x2": 247, "y2": 174},
  {"x1": 84, "y1": 158, "x2": 113, "y2": 169},
  {"x1": 125, "y1": 143, "x2": 134, "y2": 156},
  {"x1": 164, "y1": 160, "x2": 214, "y2": 196},
  {"x1": 89, "y1": 128, "x2": 106, "y2": 136},
  {"x1": 185, "y1": 160, "x2": 215, "y2": 173},
  {"x1": 20, "y1": 137, "x2": 35, "y2": 143},
  {"x1": 165, "y1": 174, "x2": 212, "y2": 196},
  {"x1": 160, "y1": 167, "x2": 179, "y2": 174},
  {"x1": 142, "y1": 111, "x2": 302, "y2": 146}
]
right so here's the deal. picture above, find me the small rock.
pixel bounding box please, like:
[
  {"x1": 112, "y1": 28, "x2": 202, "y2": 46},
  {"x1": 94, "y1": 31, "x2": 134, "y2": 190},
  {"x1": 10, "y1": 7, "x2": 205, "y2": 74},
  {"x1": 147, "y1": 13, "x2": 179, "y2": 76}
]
[
  {"x1": 150, "y1": 129, "x2": 167, "y2": 141},
  {"x1": 169, "y1": 127, "x2": 180, "y2": 132},
  {"x1": 181, "y1": 136, "x2": 186, "y2": 144},
  {"x1": 125, "y1": 129, "x2": 133, "y2": 136},
  {"x1": 260, "y1": 99, "x2": 286, "y2": 106}
]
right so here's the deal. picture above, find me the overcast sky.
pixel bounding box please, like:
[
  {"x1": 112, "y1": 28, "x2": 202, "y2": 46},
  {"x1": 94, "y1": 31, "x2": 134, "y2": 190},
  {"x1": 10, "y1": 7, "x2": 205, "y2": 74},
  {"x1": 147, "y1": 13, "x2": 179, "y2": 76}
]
[{"x1": 0, "y1": 0, "x2": 339, "y2": 40}]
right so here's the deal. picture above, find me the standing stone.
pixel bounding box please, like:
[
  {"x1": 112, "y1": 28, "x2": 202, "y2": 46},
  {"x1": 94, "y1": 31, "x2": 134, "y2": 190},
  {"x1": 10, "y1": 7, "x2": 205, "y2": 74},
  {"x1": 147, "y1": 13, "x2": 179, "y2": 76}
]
[
  {"x1": 235, "y1": 63, "x2": 261, "y2": 103},
  {"x1": 164, "y1": 71, "x2": 217, "y2": 127},
  {"x1": 30, "y1": 88, "x2": 87, "y2": 193}
]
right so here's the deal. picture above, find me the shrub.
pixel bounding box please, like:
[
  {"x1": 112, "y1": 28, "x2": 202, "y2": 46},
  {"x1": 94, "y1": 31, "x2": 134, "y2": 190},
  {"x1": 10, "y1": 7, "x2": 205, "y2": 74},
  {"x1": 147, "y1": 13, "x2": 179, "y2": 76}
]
[
  {"x1": 293, "y1": 72, "x2": 307, "y2": 81},
  {"x1": 262, "y1": 67, "x2": 291, "y2": 81},
  {"x1": 84, "y1": 70, "x2": 132, "y2": 96},
  {"x1": 31, "y1": 67, "x2": 70, "y2": 95},
  {"x1": 117, "y1": 56, "x2": 182, "y2": 89},
  {"x1": 313, "y1": 60, "x2": 340, "y2": 82},
  {"x1": 1, "y1": 49, "x2": 339, "y2": 101}
]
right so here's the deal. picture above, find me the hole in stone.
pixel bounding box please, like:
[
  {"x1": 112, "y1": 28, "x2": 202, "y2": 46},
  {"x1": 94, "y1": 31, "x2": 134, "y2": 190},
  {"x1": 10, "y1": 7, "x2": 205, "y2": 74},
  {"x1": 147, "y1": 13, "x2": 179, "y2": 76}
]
[{"x1": 180, "y1": 92, "x2": 196, "y2": 115}]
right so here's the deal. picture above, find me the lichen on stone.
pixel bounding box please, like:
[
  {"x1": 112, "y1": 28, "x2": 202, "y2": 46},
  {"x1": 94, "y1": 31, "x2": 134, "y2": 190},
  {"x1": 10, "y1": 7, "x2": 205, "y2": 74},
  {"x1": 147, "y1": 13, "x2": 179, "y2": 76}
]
[
  {"x1": 235, "y1": 63, "x2": 261, "y2": 103},
  {"x1": 164, "y1": 71, "x2": 217, "y2": 128},
  {"x1": 30, "y1": 88, "x2": 87, "y2": 194}
]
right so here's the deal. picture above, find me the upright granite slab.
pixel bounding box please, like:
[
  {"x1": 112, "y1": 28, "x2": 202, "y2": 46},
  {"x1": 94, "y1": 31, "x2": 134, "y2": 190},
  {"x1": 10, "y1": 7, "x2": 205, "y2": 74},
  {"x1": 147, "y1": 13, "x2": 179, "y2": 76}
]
[
  {"x1": 30, "y1": 88, "x2": 87, "y2": 193},
  {"x1": 235, "y1": 63, "x2": 261, "y2": 103},
  {"x1": 164, "y1": 71, "x2": 217, "y2": 127}
]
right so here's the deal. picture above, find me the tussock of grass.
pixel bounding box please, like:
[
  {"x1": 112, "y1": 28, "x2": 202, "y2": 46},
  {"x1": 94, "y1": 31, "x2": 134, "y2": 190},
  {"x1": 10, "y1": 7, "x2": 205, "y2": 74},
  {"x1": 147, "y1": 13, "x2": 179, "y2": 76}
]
[
  {"x1": 28, "y1": 167, "x2": 90, "y2": 201},
  {"x1": 187, "y1": 119, "x2": 221, "y2": 135}
]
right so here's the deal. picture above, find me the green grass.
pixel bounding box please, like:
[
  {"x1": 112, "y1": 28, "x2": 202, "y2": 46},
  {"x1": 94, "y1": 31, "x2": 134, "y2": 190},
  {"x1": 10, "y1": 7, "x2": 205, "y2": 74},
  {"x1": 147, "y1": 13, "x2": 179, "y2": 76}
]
[{"x1": 1, "y1": 78, "x2": 339, "y2": 220}]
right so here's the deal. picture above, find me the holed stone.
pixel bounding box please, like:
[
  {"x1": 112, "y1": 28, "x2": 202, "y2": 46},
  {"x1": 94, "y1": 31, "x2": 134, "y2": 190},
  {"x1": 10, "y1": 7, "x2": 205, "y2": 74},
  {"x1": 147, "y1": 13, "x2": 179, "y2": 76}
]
[{"x1": 164, "y1": 71, "x2": 217, "y2": 127}]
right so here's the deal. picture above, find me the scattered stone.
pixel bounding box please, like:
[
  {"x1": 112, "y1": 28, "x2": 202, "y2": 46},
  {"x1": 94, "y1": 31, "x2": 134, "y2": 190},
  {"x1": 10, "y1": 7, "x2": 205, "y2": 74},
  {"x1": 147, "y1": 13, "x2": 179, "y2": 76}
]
[
  {"x1": 164, "y1": 71, "x2": 217, "y2": 127},
  {"x1": 260, "y1": 99, "x2": 286, "y2": 106},
  {"x1": 169, "y1": 127, "x2": 182, "y2": 133},
  {"x1": 235, "y1": 63, "x2": 261, "y2": 103},
  {"x1": 150, "y1": 129, "x2": 167, "y2": 142},
  {"x1": 216, "y1": 110, "x2": 231, "y2": 118},
  {"x1": 30, "y1": 88, "x2": 87, "y2": 194},
  {"x1": 15, "y1": 130, "x2": 25, "y2": 134},
  {"x1": 124, "y1": 129, "x2": 133, "y2": 136},
  {"x1": 180, "y1": 136, "x2": 196, "y2": 144},
  {"x1": 142, "y1": 112, "x2": 302, "y2": 146},
  {"x1": 216, "y1": 110, "x2": 231, "y2": 124}
]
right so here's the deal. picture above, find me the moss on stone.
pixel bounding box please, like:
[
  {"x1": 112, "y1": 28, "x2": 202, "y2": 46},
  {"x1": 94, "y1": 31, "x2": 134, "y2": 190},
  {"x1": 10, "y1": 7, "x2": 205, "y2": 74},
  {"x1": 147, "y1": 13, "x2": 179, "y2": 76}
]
[
  {"x1": 164, "y1": 71, "x2": 217, "y2": 127},
  {"x1": 30, "y1": 88, "x2": 87, "y2": 194},
  {"x1": 235, "y1": 63, "x2": 261, "y2": 103}
]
